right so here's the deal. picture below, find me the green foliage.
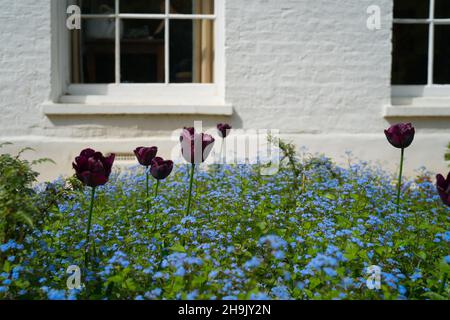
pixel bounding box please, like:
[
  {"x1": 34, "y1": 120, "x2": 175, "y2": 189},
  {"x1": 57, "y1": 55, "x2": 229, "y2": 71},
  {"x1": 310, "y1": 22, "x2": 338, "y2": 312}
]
[
  {"x1": 445, "y1": 142, "x2": 450, "y2": 165},
  {"x1": 0, "y1": 145, "x2": 54, "y2": 244}
]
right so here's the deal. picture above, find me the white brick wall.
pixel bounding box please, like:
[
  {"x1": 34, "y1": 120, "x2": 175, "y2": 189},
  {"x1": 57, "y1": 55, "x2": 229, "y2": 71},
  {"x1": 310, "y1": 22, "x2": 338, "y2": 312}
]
[
  {"x1": 0, "y1": 0, "x2": 51, "y2": 137},
  {"x1": 0, "y1": 0, "x2": 449, "y2": 181},
  {"x1": 226, "y1": 0, "x2": 392, "y2": 133}
]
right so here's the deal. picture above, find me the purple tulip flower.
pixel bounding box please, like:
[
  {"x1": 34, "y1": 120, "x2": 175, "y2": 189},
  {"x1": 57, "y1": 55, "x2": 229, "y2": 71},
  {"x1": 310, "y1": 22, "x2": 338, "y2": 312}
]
[
  {"x1": 72, "y1": 148, "x2": 115, "y2": 269},
  {"x1": 180, "y1": 127, "x2": 215, "y2": 217},
  {"x1": 151, "y1": 157, "x2": 174, "y2": 181},
  {"x1": 180, "y1": 127, "x2": 215, "y2": 165},
  {"x1": 384, "y1": 123, "x2": 415, "y2": 149},
  {"x1": 436, "y1": 172, "x2": 450, "y2": 206},
  {"x1": 384, "y1": 123, "x2": 415, "y2": 214},
  {"x1": 150, "y1": 157, "x2": 173, "y2": 198},
  {"x1": 134, "y1": 146, "x2": 158, "y2": 167},
  {"x1": 217, "y1": 123, "x2": 232, "y2": 138},
  {"x1": 72, "y1": 148, "x2": 115, "y2": 188}
]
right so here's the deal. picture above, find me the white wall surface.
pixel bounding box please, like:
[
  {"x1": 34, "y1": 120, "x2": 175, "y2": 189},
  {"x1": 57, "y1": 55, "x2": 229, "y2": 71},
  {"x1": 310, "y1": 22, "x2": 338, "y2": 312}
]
[{"x1": 0, "y1": 0, "x2": 449, "y2": 181}]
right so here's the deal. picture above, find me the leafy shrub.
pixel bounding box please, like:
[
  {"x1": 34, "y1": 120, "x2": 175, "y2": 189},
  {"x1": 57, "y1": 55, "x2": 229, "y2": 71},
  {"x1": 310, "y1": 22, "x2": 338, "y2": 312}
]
[{"x1": 0, "y1": 144, "x2": 56, "y2": 246}]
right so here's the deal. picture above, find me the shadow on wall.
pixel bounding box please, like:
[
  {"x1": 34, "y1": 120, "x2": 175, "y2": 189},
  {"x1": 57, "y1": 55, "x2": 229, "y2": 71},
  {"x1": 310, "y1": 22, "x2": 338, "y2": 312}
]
[
  {"x1": 386, "y1": 118, "x2": 450, "y2": 131},
  {"x1": 45, "y1": 114, "x2": 243, "y2": 138}
]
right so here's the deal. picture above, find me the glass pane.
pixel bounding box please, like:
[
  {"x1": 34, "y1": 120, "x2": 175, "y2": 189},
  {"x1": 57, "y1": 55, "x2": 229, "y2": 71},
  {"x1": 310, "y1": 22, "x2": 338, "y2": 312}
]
[
  {"x1": 171, "y1": 0, "x2": 214, "y2": 15},
  {"x1": 434, "y1": 26, "x2": 450, "y2": 84},
  {"x1": 121, "y1": 20, "x2": 165, "y2": 83},
  {"x1": 394, "y1": 0, "x2": 429, "y2": 19},
  {"x1": 391, "y1": 24, "x2": 429, "y2": 85},
  {"x1": 170, "y1": 19, "x2": 214, "y2": 83},
  {"x1": 76, "y1": 0, "x2": 116, "y2": 14},
  {"x1": 71, "y1": 19, "x2": 115, "y2": 83},
  {"x1": 120, "y1": 0, "x2": 165, "y2": 14},
  {"x1": 435, "y1": 0, "x2": 450, "y2": 18}
]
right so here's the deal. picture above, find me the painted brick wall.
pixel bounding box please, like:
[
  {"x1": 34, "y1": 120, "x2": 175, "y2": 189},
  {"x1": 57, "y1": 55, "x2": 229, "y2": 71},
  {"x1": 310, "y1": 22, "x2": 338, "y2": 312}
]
[
  {"x1": 226, "y1": 0, "x2": 392, "y2": 133},
  {"x1": 0, "y1": 0, "x2": 51, "y2": 137}
]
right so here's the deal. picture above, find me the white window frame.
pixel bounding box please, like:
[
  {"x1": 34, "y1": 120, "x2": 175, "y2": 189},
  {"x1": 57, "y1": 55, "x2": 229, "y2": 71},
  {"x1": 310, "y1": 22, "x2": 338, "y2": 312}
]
[
  {"x1": 50, "y1": 0, "x2": 227, "y2": 110},
  {"x1": 392, "y1": 0, "x2": 450, "y2": 97}
]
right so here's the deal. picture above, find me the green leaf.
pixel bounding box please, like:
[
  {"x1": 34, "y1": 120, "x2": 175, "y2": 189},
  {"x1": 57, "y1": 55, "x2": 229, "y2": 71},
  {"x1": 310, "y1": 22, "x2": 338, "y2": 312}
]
[
  {"x1": 344, "y1": 242, "x2": 359, "y2": 261},
  {"x1": 309, "y1": 277, "x2": 321, "y2": 289},
  {"x1": 439, "y1": 259, "x2": 450, "y2": 273},
  {"x1": 0, "y1": 142, "x2": 12, "y2": 149},
  {"x1": 31, "y1": 158, "x2": 55, "y2": 165},
  {"x1": 125, "y1": 278, "x2": 137, "y2": 291},
  {"x1": 3, "y1": 261, "x2": 11, "y2": 273},
  {"x1": 324, "y1": 193, "x2": 336, "y2": 200},
  {"x1": 16, "y1": 147, "x2": 35, "y2": 158},
  {"x1": 422, "y1": 292, "x2": 447, "y2": 300},
  {"x1": 257, "y1": 222, "x2": 267, "y2": 231},
  {"x1": 169, "y1": 243, "x2": 186, "y2": 253},
  {"x1": 417, "y1": 251, "x2": 427, "y2": 260},
  {"x1": 374, "y1": 246, "x2": 385, "y2": 256}
]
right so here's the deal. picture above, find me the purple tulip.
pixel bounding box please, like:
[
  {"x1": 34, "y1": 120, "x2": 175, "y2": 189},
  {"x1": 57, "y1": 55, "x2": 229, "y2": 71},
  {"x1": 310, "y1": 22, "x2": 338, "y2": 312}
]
[
  {"x1": 134, "y1": 146, "x2": 158, "y2": 167},
  {"x1": 150, "y1": 157, "x2": 174, "y2": 180},
  {"x1": 72, "y1": 148, "x2": 114, "y2": 269},
  {"x1": 436, "y1": 172, "x2": 450, "y2": 206},
  {"x1": 384, "y1": 123, "x2": 415, "y2": 149},
  {"x1": 72, "y1": 148, "x2": 115, "y2": 188},
  {"x1": 134, "y1": 146, "x2": 158, "y2": 215},
  {"x1": 180, "y1": 127, "x2": 215, "y2": 217},
  {"x1": 180, "y1": 127, "x2": 215, "y2": 164},
  {"x1": 217, "y1": 123, "x2": 232, "y2": 138},
  {"x1": 384, "y1": 123, "x2": 415, "y2": 214}
]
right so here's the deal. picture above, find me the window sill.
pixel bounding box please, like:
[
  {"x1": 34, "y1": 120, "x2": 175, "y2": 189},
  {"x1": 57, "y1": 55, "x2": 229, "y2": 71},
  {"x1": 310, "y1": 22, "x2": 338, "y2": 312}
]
[
  {"x1": 384, "y1": 97, "x2": 450, "y2": 118},
  {"x1": 42, "y1": 102, "x2": 233, "y2": 116}
]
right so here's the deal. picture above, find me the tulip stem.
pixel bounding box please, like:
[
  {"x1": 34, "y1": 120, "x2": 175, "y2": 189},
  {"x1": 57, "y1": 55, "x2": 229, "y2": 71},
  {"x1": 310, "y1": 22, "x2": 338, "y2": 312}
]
[
  {"x1": 146, "y1": 168, "x2": 150, "y2": 215},
  {"x1": 85, "y1": 186, "x2": 96, "y2": 269},
  {"x1": 186, "y1": 164, "x2": 195, "y2": 216},
  {"x1": 396, "y1": 148, "x2": 404, "y2": 214},
  {"x1": 221, "y1": 138, "x2": 225, "y2": 165},
  {"x1": 439, "y1": 272, "x2": 448, "y2": 294},
  {"x1": 154, "y1": 179, "x2": 160, "y2": 197}
]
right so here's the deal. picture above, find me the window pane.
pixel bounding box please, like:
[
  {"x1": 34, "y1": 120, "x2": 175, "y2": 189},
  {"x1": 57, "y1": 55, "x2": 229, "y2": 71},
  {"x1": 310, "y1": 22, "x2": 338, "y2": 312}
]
[
  {"x1": 76, "y1": 0, "x2": 116, "y2": 14},
  {"x1": 121, "y1": 20, "x2": 165, "y2": 83},
  {"x1": 391, "y1": 24, "x2": 429, "y2": 85},
  {"x1": 170, "y1": 19, "x2": 214, "y2": 83},
  {"x1": 434, "y1": 26, "x2": 450, "y2": 84},
  {"x1": 394, "y1": 0, "x2": 429, "y2": 19},
  {"x1": 120, "y1": 0, "x2": 165, "y2": 14},
  {"x1": 71, "y1": 19, "x2": 116, "y2": 83},
  {"x1": 171, "y1": 0, "x2": 214, "y2": 15},
  {"x1": 435, "y1": 0, "x2": 450, "y2": 18}
]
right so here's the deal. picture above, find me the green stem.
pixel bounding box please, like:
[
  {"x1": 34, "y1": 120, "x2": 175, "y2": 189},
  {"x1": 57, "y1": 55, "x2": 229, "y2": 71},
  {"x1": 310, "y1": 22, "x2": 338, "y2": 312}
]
[
  {"x1": 439, "y1": 272, "x2": 448, "y2": 294},
  {"x1": 186, "y1": 164, "x2": 195, "y2": 216},
  {"x1": 154, "y1": 179, "x2": 160, "y2": 197},
  {"x1": 221, "y1": 138, "x2": 225, "y2": 164},
  {"x1": 146, "y1": 168, "x2": 150, "y2": 215},
  {"x1": 84, "y1": 187, "x2": 96, "y2": 269},
  {"x1": 151, "y1": 179, "x2": 160, "y2": 233},
  {"x1": 396, "y1": 148, "x2": 404, "y2": 214}
]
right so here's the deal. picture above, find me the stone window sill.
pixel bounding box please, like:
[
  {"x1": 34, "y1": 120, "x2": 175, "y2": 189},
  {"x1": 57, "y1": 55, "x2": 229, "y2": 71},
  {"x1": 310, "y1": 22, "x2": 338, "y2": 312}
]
[
  {"x1": 42, "y1": 102, "x2": 233, "y2": 116},
  {"x1": 384, "y1": 97, "x2": 450, "y2": 117}
]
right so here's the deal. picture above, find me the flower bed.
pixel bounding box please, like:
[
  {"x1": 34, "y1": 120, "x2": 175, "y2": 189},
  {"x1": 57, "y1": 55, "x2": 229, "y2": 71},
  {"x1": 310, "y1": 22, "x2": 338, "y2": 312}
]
[{"x1": 0, "y1": 159, "x2": 449, "y2": 300}]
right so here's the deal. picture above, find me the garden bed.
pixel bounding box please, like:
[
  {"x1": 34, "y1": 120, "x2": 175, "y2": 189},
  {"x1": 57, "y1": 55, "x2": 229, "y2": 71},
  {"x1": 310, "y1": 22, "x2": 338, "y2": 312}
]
[{"x1": 0, "y1": 156, "x2": 449, "y2": 300}]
